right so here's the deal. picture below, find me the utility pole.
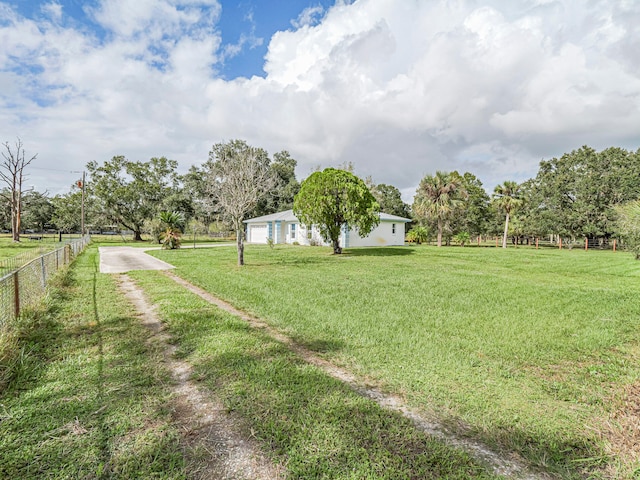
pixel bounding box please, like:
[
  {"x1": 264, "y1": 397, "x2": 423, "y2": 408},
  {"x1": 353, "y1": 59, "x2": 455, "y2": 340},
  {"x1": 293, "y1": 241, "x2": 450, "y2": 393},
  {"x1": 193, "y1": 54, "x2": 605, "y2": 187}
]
[{"x1": 81, "y1": 171, "x2": 86, "y2": 236}]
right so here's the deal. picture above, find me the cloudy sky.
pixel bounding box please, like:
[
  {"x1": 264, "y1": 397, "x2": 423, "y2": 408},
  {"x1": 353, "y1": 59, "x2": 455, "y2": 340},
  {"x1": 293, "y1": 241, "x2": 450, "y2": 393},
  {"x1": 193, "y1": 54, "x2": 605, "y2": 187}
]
[{"x1": 1, "y1": 0, "x2": 639, "y2": 201}]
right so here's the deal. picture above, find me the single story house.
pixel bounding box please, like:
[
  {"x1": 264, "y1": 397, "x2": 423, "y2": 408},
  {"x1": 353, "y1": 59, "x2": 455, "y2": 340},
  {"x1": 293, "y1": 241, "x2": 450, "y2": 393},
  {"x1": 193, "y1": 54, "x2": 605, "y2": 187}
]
[{"x1": 244, "y1": 209, "x2": 411, "y2": 247}]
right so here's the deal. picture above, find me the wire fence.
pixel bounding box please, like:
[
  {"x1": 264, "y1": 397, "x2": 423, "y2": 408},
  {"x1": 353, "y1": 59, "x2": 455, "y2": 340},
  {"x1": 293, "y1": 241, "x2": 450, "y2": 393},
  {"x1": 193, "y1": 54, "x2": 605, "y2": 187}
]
[{"x1": 0, "y1": 236, "x2": 91, "y2": 327}]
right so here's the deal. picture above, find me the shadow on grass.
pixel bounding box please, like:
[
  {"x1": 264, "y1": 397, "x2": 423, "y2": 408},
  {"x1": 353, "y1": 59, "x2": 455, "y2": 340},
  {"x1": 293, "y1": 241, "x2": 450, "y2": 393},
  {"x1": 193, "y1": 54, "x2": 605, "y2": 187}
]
[
  {"x1": 170, "y1": 310, "x2": 497, "y2": 479},
  {"x1": 0, "y1": 250, "x2": 183, "y2": 479},
  {"x1": 343, "y1": 246, "x2": 415, "y2": 257}
]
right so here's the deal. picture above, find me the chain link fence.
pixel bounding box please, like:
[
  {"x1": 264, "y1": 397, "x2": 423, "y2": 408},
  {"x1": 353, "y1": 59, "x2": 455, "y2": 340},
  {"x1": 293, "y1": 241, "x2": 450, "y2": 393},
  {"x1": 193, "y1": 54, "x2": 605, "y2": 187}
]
[{"x1": 0, "y1": 236, "x2": 91, "y2": 327}]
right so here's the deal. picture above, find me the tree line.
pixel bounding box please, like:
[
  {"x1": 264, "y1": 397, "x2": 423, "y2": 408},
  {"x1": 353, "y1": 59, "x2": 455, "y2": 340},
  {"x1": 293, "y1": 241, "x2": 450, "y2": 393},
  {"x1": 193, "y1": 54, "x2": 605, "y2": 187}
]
[
  {"x1": 412, "y1": 146, "x2": 640, "y2": 253},
  {"x1": 3, "y1": 139, "x2": 640, "y2": 257}
]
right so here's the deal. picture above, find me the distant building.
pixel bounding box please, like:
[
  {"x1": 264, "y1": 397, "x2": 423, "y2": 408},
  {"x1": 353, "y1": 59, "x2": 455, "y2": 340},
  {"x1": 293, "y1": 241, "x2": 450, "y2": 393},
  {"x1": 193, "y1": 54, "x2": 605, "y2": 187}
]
[{"x1": 244, "y1": 209, "x2": 411, "y2": 247}]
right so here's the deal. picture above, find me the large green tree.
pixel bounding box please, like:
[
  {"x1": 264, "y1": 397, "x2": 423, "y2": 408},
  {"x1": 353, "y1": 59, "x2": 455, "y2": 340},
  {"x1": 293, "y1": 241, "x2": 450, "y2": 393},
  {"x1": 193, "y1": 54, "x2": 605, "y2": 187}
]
[
  {"x1": 449, "y1": 172, "x2": 490, "y2": 238},
  {"x1": 293, "y1": 168, "x2": 380, "y2": 254},
  {"x1": 51, "y1": 185, "x2": 101, "y2": 232},
  {"x1": 205, "y1": 139, "x2": 276, "y2": 266},
  {"x1": 530, "y1": 146, "x2": 640, "y2": 241},
  {"x1": 369, "y1": 183, "x2": 411, "y2": 219},
  {"x1": 615, "y1": 200, "x2": 640, "y2": 259},
  {"x1": 492, "y1": 181, "x2": 522, "y2": 249},
  {"x1": 21, "y1": 191, "x2": 54, "y2": 231},
  {"x1": 413, "y1": 171, "x2": 466, "y2": 247},
  {"x1": 87, "y1": 156, "x2": 178, "y2": 241}
]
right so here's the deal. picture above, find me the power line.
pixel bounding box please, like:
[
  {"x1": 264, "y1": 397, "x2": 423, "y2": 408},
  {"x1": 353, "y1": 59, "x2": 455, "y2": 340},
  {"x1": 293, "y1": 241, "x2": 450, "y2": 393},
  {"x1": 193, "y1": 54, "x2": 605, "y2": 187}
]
[{"x1": 30, "y1": 166, "x2": 83, "y2": 174}]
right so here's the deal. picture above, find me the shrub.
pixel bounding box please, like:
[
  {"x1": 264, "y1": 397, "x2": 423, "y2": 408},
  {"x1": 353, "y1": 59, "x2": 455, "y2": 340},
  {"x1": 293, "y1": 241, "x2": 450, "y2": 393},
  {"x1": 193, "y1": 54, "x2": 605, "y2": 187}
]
[
  {"x1": 159, "y1": 211, "x2": 185, "y2": 250},
  {"x1": 406, "y1": 226, "x2": 429, "y2": 244},
  {"x1": 453, "y1": 231, "x2": 470, "y2": 247}
]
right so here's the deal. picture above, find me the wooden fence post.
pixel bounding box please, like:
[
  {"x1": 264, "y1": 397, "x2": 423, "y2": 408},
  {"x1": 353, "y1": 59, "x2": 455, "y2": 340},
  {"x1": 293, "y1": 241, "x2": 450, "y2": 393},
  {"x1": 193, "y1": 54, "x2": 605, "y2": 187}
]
[
  {"x1": 559, "y1": 237, "x2": 562, "y2": 250},
  {"x1": 613, "y1": 239, "x2": 617, "y2": 252},
  {"x1": 585, "y1": 238, "x2": 588, "y2": 251}
]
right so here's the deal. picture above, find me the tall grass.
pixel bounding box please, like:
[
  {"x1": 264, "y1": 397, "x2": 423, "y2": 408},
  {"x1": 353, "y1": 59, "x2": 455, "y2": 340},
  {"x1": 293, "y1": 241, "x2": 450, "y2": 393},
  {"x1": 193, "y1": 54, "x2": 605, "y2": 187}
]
[{"x1": 150, "y1": 244, "x2": 640, "y2": 478}]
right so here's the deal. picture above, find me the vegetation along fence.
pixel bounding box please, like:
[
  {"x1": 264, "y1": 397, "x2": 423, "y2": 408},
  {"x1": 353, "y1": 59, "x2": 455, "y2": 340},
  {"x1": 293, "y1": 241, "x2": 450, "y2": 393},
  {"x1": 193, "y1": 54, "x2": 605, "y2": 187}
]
[{"x1": 0, "y1": 235, "x2": 91, "y2": 327}]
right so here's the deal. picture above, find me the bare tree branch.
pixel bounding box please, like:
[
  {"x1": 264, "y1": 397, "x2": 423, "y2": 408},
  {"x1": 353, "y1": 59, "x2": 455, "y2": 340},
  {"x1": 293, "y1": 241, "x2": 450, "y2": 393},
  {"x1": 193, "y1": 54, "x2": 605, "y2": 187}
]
[
  {"x1": 207, "y1": 140, "x2": 276, "y2": 265},
  {"x1": 1, "y1": 138, "x2": 37, "y2": 241}
]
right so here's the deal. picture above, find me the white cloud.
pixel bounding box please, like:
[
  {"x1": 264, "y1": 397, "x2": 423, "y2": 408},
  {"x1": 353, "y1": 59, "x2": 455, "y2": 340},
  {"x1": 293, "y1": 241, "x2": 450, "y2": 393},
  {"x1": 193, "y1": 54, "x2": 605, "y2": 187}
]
[
  {"x1": 1, "y1": 0, "x2": 639, "y2": 200},
  {"x1": 291, "y1": 5, "x2": 325, "y2": 28}
]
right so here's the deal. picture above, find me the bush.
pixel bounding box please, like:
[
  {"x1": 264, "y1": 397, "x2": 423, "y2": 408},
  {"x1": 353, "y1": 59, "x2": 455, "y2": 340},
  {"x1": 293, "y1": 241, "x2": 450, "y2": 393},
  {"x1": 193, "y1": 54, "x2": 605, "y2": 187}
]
[
  {"x1": 453, "y1": 231, "x2": 470, "y2": 246},
  {"x1": 406, "y1": 226, "x2": 429, "y2": 244},
  {"x1": 615, "y1": 201, "x2": 640, "y2": 259}
]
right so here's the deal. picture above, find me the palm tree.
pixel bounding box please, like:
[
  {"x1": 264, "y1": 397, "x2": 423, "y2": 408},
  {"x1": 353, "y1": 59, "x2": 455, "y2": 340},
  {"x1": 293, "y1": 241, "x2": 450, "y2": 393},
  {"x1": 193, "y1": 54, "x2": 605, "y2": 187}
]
[
  {"x1": 159, "y1": 211, "x2": 184, "y2": 249},
  {"x1": 493, "y1": 181, "x2": 521, "y2": 249},
  {"x1": 413, "y1": 171, "x2": 466, "y2": 247}
]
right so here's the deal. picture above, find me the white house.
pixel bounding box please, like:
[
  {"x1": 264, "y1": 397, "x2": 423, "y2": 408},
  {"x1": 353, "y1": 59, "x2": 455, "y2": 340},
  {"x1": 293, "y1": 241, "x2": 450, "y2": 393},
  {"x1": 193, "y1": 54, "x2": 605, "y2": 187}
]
[{"x1": 244, "y1": 209, "x2": 411, "y2": 247}]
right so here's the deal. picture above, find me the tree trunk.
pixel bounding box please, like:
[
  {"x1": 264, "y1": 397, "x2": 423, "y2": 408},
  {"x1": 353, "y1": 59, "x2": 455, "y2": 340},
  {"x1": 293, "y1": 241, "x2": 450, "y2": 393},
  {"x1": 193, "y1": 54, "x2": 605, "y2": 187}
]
[
  {"x1": 11, "y1": 188, "x2": 20, "y2": 242},
  {"x1": 236, "y1": 228, "x2": 245, "y2": 265},
  {"x1": 502, "y1": 213, "x2": 510, "y2": 248},
  {"x1": 332, "y1": 237, "x2": 342, "y2": 254},
  {"x1": 436, "y1": 220, "x2": 443, "y2": 247},
  {"x1": 133, "y1": 230, "x2": 143, "y2": 241}
]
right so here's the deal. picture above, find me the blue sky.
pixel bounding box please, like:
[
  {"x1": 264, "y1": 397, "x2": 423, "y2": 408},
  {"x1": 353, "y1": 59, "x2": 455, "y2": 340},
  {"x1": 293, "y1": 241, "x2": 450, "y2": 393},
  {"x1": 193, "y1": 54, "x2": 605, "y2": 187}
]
[
  {"x1": 1, "y1": 0, "x2": 639, "y2": 199},
  {"x1": 6, "y1": 0, "x2": 335, "y2": 79},
  {"x1": 216, "y1": 1, "x2": 335, "y2": 79}
]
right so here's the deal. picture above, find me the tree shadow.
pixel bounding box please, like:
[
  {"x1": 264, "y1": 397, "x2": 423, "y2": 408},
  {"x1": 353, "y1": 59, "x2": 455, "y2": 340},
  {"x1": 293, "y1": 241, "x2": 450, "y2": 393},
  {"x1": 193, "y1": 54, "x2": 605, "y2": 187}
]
[{"x1": 342, "y1": 246, "x2": 415, "y2": 257}]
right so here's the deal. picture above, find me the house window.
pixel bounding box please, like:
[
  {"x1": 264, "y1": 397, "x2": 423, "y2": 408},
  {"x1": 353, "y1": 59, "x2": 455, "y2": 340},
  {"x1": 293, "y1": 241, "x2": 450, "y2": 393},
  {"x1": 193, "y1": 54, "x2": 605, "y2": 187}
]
[
  {"x1": 291, "y1": 223, "x2": 296, "y2": 237},
  {"x1": 392, "y1": 223, "x2": 396, "y2": 234}
]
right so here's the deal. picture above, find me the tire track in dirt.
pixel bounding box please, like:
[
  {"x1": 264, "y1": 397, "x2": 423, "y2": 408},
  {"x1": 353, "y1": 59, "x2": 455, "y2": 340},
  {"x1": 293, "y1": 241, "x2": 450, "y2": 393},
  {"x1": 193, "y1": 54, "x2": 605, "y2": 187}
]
[
  {"x1": 163, "y1": 270, "x2": 551, "y2": 480},
  {"x1": 117, "y1": 274, "x2": 284, "y2": 480}
]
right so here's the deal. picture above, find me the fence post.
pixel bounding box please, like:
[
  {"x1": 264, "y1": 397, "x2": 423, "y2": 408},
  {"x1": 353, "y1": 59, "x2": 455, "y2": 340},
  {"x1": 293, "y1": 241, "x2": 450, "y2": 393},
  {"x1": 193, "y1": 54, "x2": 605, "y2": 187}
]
[
  {"x1": 559, "y1": 237, "x2": 562, "y2": 250},
  {"x1": 585, "y1": 237, "x2": 588, "y2": 251},
  {"x1": 13, "y1": 270, "x2": 19, "y2": 319},
  {"x1": 536, "y1": 238, "x2": 539, "y2": 249},
  {"x1": 613, "y1": 239, "x2": 617, "y2": 252},
  {"x1": 41, "y1": 256, "x2": 47, "y2": 288}
]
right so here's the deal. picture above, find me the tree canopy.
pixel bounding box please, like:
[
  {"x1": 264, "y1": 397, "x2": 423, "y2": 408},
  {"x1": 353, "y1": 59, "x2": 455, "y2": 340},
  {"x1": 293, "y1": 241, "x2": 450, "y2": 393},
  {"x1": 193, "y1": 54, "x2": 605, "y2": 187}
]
[
  {"x1": 293, "y1": 168, "x2": 380, "y2": 254},
  {"x1": 369, "y1": 183, "x2": 410, "y2": 219},
  {"x1": 492, "y1": 181, "x2": 522, "y2": 249},
  {"x1": 413, "y1": 171, "x2": 467, "y2": 247},
  {"x1": 205, "y1": 139, "x2": 276, "y2": 266},
  {"x1": 87, "y1": 156, "x2": 179, "y2": 241}
]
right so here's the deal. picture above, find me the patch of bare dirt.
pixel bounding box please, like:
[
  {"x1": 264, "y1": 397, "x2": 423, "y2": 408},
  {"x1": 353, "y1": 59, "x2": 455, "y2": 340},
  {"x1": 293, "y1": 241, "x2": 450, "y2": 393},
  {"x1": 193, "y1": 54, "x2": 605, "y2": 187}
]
[
  {"x1": 164, "y1": 271, "x2": 549, "y2": 480},
  {"x1": 117, "y1": 274, "x2": 284, "y2": 480}
]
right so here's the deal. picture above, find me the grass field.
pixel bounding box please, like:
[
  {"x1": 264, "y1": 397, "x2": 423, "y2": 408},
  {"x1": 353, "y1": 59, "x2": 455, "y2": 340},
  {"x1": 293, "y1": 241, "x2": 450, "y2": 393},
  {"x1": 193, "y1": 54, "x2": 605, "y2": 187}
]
[
  {"x1": 131, "y1": 268, "x2": 500, "y2": 479},
  {"x1": 0, "y1": 245, "x2": 503, "y2": 479},
  {"x1": 0, "y1": 249, "x2": 184, "y2": 478},
  {"x1": 149, "y1": 244, "x2": 640, "y2": 478}
]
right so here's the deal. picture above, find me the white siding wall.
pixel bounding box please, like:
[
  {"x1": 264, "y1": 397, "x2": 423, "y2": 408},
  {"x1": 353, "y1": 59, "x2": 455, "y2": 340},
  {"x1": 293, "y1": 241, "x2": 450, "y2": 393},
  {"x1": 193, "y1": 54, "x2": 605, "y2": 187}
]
[
  {"x1": 348, "y1": 221, "x2": 406, "y2": 247},
  {"x1": 246, "y1": 219, "x2": 407, "y2": 247}
]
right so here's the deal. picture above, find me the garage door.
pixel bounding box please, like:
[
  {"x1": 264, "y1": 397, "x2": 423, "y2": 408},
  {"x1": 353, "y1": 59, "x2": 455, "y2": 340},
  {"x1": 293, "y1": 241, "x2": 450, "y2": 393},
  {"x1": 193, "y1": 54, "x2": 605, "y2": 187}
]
[{"x1": 249, "y1": 224, "x2": 268, "y2": 243}]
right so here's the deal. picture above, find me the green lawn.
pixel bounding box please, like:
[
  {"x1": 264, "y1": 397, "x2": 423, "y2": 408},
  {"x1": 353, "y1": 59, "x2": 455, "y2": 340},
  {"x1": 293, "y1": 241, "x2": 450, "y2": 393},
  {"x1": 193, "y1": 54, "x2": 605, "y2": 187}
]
[
  {"x1": 131, "y1": 269, "x2": 499, "y2": 479},
  {"x1": 0, "y1": 248, "x2": 184, "y2": 478},
  {"x1": 149, "y1": 244, "x2": 640, "y2": 478}
]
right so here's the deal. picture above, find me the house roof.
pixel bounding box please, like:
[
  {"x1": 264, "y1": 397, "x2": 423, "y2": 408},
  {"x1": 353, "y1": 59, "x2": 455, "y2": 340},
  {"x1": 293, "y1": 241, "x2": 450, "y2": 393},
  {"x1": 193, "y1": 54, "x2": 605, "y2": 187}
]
[
  {"x1": 244, "y1": 209, "x2": 411, "y2": 224},
  {"x1": 379, "y1": 213, "x2": 412, "y2": 222},
  {"x1": 244, "y1": 209, "x2": 298, "y2": 223}
]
